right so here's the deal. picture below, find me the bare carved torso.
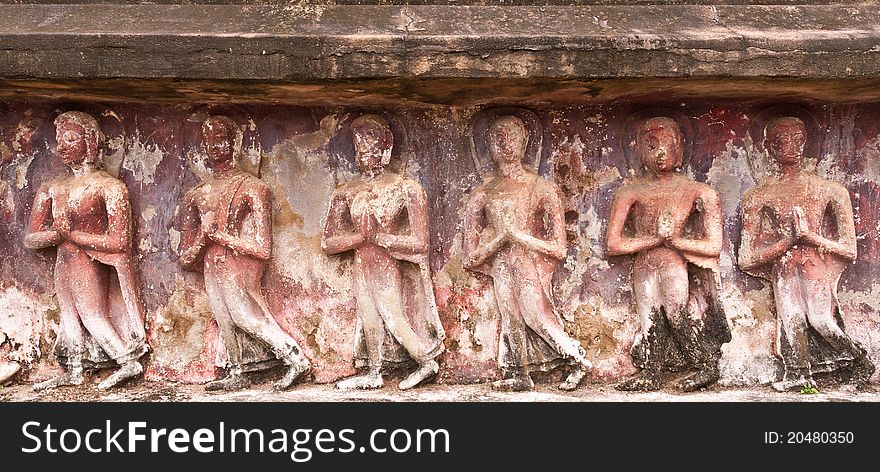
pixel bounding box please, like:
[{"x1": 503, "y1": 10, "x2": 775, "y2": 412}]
[
  {"x1": 747, "y1": 174, "x2": 849, "y2": 280},
  {"x1": 45, "y1": 171, "x2": 129, "y2": 261},
  {"x1": 622, "y1": 175, "x2": 708, "y2": 270},
  {"x1": 183, "y1": 170, "x2": 269, "y2": 273},
  {"x1": 332, "y1": 172, "x2": 422, "y2": 267}
]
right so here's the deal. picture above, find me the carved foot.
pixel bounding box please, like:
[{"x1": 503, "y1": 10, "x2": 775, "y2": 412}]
[
  {"x1": 399, "y1": 359, "x2": 439, "y2": 390},
  {"x1": 559, "y1": 360, "x2": 593, "y2": 392},
  {"x1": 0, "y1": 361, "x2": 21, "y2": 385},
  {"x1": 852, "y1": 356, "x2": 876, "y2": 386},
  {"x1": 98, "y1": 360, "x2": 144, "y2": 390},
  {"x1": 615, "y1": 371, "x2": 662, "y2": 392},
  {"x1": 33, "y1": 367, "x2": 85, "y2": 391},
  {"x1": 273, "y1": 358, "x2": 312, "y2": 391},
  {"x1": 205, "y1": 372, "x2": 251, "y2": 392},
  {"x1": 491, "y1": 375, "x2": 534, "y2": 392},
  {"x1": 771, "y1": 376, "x2": 815, "y2": 393},
  {"x1": 336, "y1": 372, "x2": 383, "y2": 390},
  {"x1": 677, "y1": 367, "x2": 719, "y2": 392}
]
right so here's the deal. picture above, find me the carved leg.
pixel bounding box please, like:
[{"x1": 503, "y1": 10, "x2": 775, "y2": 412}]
[
  {"x1": 616, "y1": 318, "x2": 665, "y2": 392},
  {"x1": 221, "y1": 280, "x2": 312, "y2": 391},
  {"x1": 773, "y1": 277, "x2": 813, "y2": 391},
  {"x1": 618, "y1": 265, "x2": 669, "y2": 392},
  {"x1": 803, "y1": 278, "x2": 872, "y2": 385},
  {"x1": 494, "y1": 265, "x2": 533, "y2": 382},
  {"x1": 510, "y1": 264, "x2": 593, "y2": 391},
  {"x1": 204, "y1": 269, "x2": 248, "y2": 391},
  {"x1": 668, "y1": 308, "x2": 721, "y2": 392},
  {"x1": 366, "y1": 267, "x2": 439, "y2": 391}
]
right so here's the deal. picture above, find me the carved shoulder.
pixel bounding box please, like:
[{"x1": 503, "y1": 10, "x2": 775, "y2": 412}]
[
  {"x1": 242, "y1": 174, "x2": 272, "y2": 200},
  {"x1": 740, "y1": 184, "x2": 769, "y2": 213},
  {"x1": 821, "y1": 177, "x2": 852, "y2": 203},
  {"x1": 397, "y1": 175, "x2": 425, "y2": 195},
  {"x1": 468, "y1": 181, "x2": 490, "y2": 202},
  {"x1": 611, "y1": 180, "x2": 636, "y2": 202},
  {"x1": 95, "y1": 173, "x2": 130, "y2": 200},
  {"x1": 329, "y1": 182, "x2": 354, "y2": 203},
  {"x1": 693, "y1": 181, "x2": 721, "y2": 206}
]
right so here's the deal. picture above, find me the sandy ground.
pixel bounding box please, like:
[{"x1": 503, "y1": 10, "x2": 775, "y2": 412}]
[{"x1": 2, "y1": 377, "x2": 879, "y2": 402}]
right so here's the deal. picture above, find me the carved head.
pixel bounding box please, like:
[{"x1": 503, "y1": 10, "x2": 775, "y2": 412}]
[
  {"x1": 202, "y1": 115, "x2": 238, "y2": 170},
  {"x1": 488, "y1": 115, "x2": 528, "y2": 166},
  {"x1": 351, "y1": 114, "x2": 393, "y2": 176},
  {"x1": 54, "y1": 111, "x2": 104, "y2": 167},
  {"x1": 765, "y1": 116, "x2": 806, "y2": 166},
  {"x1": 637, "y1": 117, "x2": 683, "y2": 174}
]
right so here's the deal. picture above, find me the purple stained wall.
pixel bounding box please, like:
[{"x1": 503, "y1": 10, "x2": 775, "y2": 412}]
[{"x1": 1, "y1": 100, "x2": 879, "y2": 386}]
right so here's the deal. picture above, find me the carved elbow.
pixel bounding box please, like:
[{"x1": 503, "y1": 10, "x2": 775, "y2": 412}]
[
  {"x1": 605, "y1": 242, "x2": 621, "y2": 257},
  {"x1": 178, "y1": 253, "x2": 196, "y2": 270},
  {"x1": 736, "y1": 253, "x2": 753, "y2": 271},
  {"x1": 461, "y1": 252, "x2": 477, "y2": 270},
  {"x1": 22, "y1": 235, "x2": 39, "y2": 250},
  {"x1": 113, "y1": 238, "x2": 130, "y2": 253}
]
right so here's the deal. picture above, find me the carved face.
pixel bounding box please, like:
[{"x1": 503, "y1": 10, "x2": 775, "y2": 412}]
[
  {"x1": 488, "y1": 117, "x2": 527, "y2": 166},
  {"x1": 352, "y1": 121, "x2": 392, "y2": 175},
  {"x1": 56, "y1": 122, "x2": 88, "y2": 167},
  {"x1": 638, "y1": 121, "x2": 683, "y2": 173},
  {"x1": 766, "y1": 119, "x2": 806, "y2": 166},
  {"x1": 202, "y1": 121, "x2": 236, "y2": 169}
]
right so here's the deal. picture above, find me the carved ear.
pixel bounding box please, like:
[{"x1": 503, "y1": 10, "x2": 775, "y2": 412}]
[
  {"x1": 86, "y1": 128, "x2": 101, "y2": 165},
  {"x1": 380, "y1": 127, "x2": 395, "y2": 166}
]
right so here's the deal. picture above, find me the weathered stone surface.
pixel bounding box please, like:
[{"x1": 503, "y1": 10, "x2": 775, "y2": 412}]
[
  {"x1": 2, "y1": 4, "x2": 880, "y2": 84},
  {"x1": 2, "y1": 100, "x2": 880, "y2": 389},
  {"x1": 1, "y1": 2, "x2": 879, "y2": 393},
  {"x1": 1, "y1": 381, "x2": 878, "y2": 404}
]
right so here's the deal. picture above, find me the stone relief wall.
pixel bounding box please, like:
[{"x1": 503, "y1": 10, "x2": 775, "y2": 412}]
[{"x1": 1, "y1": 100, "x2": 879, "y2": 390}]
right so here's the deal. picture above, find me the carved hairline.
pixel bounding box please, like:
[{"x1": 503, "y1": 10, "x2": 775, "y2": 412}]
[
  {"x1": 764, "y1": 116, "x2": 806, "y2": 137},
  {"x1": 202, "y1": 115, "x2": 240, "y2": 137},
  {"x1": 488, "y1": 114, "x2": 527, "y2": 135},
  {"x1": 351, "y1": 114, "x2": 393, "y2": 139},
  {"x1": 637, "y1": 116, "x2": 682, "y2": 142}
]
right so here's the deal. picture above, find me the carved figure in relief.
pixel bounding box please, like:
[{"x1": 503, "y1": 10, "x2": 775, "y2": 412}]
[
  {"x1": 463, "y1": 115, "x2": 592, "y2": 392},
  {"x1": 178, "y1": 115, "x2": 311, "y2": 391},
  {"x1": 606, "y1": 117, "x2": 730, "y2": 392},
  {"x1": 738, "y1": 116, "x2": 875, "y2": 391},
  {"x1": 1, "y1": 168, "x2": 20, "y2": 386},
  {"x1": 321, "y1": 114, "x2": 445, "y2": 390},
  {"x1": 23, "y1": 111, "x2": 147, "y2": 390}
]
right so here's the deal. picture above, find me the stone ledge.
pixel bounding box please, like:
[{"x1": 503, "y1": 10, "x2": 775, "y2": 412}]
[
  {"x1": 2, "y1": 382, "x2": 879, "y2": 402},
  {"x1": 1, "y1": 4, "x2": 880, "y2": 84}
]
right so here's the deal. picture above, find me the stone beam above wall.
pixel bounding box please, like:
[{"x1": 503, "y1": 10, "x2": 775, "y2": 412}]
[
  {"x1": 2, "y1": 4, "x2": 880, "y2": 82},
  {"x1": 3, "y1": 4, "x2": 880, "y2": 104}
]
